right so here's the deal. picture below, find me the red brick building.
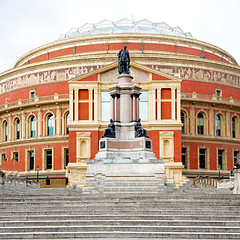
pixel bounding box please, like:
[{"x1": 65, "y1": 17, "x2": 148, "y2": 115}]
[{"x1": 0, "y1": 19, "x2": 239, "y2": 187}]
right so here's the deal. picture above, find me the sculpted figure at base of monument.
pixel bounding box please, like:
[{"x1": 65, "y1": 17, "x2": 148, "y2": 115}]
[
  {"x1": 102, "y1": 119, "x2": 116, "y2": 138},
  {"x1": 135, "y1": 119, "x2": 149, "y2": 138}
]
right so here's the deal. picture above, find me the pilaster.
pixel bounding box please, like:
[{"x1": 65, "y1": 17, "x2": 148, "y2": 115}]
[{"x1": 171, "y1": 88, "x2": 175, "y2": 120}]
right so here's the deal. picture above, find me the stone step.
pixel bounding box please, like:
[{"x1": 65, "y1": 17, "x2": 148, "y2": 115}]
[
  {"x1": 0, "y1": 219, "x2": 239, "y2": 227},
  {"x1": 1, "y1": 214, "x2": 240, "y2": 222},
  {"x1": 0, "y1": 225, "x2": 240, "y2": 233},
  {"x1": 0, "y1": 231, "x2": 240, "y2": 240}
]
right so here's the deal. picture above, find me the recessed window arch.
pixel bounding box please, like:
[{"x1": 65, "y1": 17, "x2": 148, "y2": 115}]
[
  {"x1": 65, "y1": 112, "x2": 70, "y2": 135},
  {"x1": 2, "y1": 120, "x2": 8, "y2": 142},
  {"x1": 14, "y1": 117, "x2": 21, "y2": 140},
  {"x1": 216, "y1": 114, "x2": 222, "y2": 136},
  {"x1": 181, "y1": 110, "x2": 187, "y2": 134},
  {"x1": 47, "y1": 113, "x2": 54, "y2": 136},
  {"x1": 197, "y1": 112, "x2": 204, "y2": 135},
  {"x1": 29, "y1": 115, "x2": 36, "y2": 138},
  {"x1": 232, "y1": 116, "x2": 238, "y2": 138}
]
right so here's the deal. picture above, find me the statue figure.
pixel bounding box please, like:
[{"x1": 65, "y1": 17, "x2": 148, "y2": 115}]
[
  {"x1": 102, "y1": 119, "x2": 116, "y2": 138},
  {"x1": 135, "y1": 119, "x2": 149, "y2": 138},
  {"x1": 118, "y1": 45, "x2": 130, "y2": 74}
]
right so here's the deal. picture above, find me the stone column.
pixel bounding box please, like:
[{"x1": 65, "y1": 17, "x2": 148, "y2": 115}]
[
  {"x1": 132, "y1": 95, "x2": 136, "y2": 121},
  {"x1": 69, "y1": 89, "x2": 74, "y2": 121},
  {"x1": 130, "y1": 96, "x2": 133, "y2": 121},
  {"x1": 38, "y1": 107, "x2": 42, "y2": 137},
  {"x1": 226, "y1": 110, "x2": 230, "y2": 137},
  {"x1": 116, "y1": 95, "x2": 120, "y2": 122},
  {"x1": 22, "y1": 110, "x2": 26, "y2": 138},
  {"x1": 89, "y1": 89, "x2": 93, "y2": 121},
  {"x1": 177, "y1": 88, "x2": 181, "y2": 121},
  {"x1": 8, "y1": 114, "x2": 12, "y2": 141},
  {"x1": 74, "y1": 89, "x2": 79, "y2": 121},
  {"x1": 171, "y1": 88, "x2": 175, "y2": 120},
  {"x1": 136, "y1": 95, "x2": 139, "y2": 120},
  {"x1": 94, "y1": 89, "x2": 99, "y2": 121},
  {"x1": 209, "y1": 106, "x2": 214, "y2": 136},
  {"x1": 56, "y1": 106, "x2": 61, "y2": 135},
  {"x1": 111, "y1": 96, "x2": 115, "y2": 121},
  {"x1": 157, "y1": 88, "x2": 161, "y2": 120},
  {"x1": 190, "y1": 103, "x2": 195, "y2": 134}
]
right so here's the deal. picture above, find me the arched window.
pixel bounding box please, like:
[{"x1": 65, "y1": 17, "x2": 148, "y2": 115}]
[
  {"x1": 216, "y1": 114, "x2": 221, "y2": 136},
  {"x1": 47, "y1": 114, "x2": 54, "y2": 136},
  {"x1": 3, "y1": 121, "x2": 7, "y2": 142},
  {"x1": 65, "y1": 113, "x2": 69, "y2": 135},
  {"x1": 30, "y1": 116, "x2": 36, "y2": 138},
  {"x1": 181, "y1": 111, "x2": 186, "y2": 134},
  {"x1": 15, "y1": 118, "x2": 20, "y2": 140},
  {"x1": 197, "y1": 113, "x2": 204, "y2": 135},
  {"x1": 232, "y1": 117, "x2": 237, "y2": 138}
]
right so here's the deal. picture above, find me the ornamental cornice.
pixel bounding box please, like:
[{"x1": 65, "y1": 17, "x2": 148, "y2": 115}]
[
  {"x1": 1, "y1": 52, "x2": 239, "y2": 83},
  {"x1": 182, "y1": 135, "x2": 240, "y2": 145}
]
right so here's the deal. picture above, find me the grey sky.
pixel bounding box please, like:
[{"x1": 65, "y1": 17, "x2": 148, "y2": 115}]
[{"x1": 0, "y1": 0, "x2": 239, "y2": 73}]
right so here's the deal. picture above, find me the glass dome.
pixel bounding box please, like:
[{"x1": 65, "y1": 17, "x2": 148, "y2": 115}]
[{"x1": 58, "y1": 18, "x2": 193, "y2": 40}]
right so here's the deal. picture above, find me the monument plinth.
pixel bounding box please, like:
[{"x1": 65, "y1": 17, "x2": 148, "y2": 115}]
[{"x1": 82, "y1": 46, "x2": 165, "y2": 194}]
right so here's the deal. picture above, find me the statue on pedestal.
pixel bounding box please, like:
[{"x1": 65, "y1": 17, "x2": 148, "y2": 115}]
[
  {"x1": 135, "y1": 119, "x2": 149, "y2": 138},
  {"x1": 102, "y1": 119, "x2": 116, "y2": 138},
  {"x1": 118, "y1": 45, "x2": 130, "y2": 74}
]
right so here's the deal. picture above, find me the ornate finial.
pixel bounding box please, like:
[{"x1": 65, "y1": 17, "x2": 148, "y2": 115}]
[{"x1": 117, "y1": 45, "x2": 130, "y2": 75}]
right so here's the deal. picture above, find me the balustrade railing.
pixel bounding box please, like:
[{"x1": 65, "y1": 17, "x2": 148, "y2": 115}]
[
  {"x1": 0, "y1": 93, "x2": 69, "y2": 111},
  {"x1": 181, "y1": 92, "x2": 240, "y2": 105}
]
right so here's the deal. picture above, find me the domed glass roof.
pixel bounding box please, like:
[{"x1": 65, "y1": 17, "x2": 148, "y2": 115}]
[{"x1": 58, "y1": 18, "x2": 193, "y2": 40}]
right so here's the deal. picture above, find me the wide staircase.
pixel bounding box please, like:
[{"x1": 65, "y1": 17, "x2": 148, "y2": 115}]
[{"x1": 0, "y1": 183, "x2": 239, "y2": 239}]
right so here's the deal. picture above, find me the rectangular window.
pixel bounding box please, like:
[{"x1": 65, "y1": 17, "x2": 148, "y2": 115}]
[
  {"x1": 13, "y1": 152, "x2": 19, "y2": 161},
  {"x1": 139, "y1": 91, "x2": 148, "y2": 121},
  {"x1": 29, "y1": 151, "x2": 34, "y2": 171},
  {"x1": 46, "y1": 150, "x2": 52, "y2": 170},
  {"x1": 218, "y1": 150, "x2": 224, "y2": 169},
  {"x1": 182, "y1": 148, "x2": 187, "y2": 168},
  {"x1": 30, "y1": 91, "x2": 36, "y2": 102},
  {"x1": 101, "y1": 92, "x2": 110, "y2": 122},
  {"x1": 64, "y1": 148, "x2": 69, "y2": 168},
  {"x1": 216, "y1": 90, "x2": 221, "y2": 97},
  {"x1": 1, "y1": 153, "x2": 6, "y2": 162},
  {"x1": 234, "y1": 151, "x2": 239, "y2": 166},
  {"x1": 199, "y1": 149, "x2": 206, "y2": 169}
]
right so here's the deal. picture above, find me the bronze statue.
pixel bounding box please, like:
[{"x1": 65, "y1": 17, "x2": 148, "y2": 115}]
[
  {"x1": 118, "y1": 45, "x2": 130, "y2": 74},
  {"x1": 135, "y1": 119, "x2": 149, "y2": 138},
  {"x1": 102, "y1": 119, "x2": 116, "y2": 138}
]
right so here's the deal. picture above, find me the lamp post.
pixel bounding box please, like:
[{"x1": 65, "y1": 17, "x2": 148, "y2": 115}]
[{"x1": 36, "y1": 165, "x2": 39, "y2": 182}]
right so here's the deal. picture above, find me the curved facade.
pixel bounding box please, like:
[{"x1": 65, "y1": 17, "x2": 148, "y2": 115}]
[{"x1": 0, "y1": 19, "x2": 240, "y2": 187}]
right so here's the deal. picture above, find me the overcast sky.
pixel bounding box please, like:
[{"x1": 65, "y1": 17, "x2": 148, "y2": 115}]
[{"x1": 0, "y1": 0, "x2": 239, "y2": 74}]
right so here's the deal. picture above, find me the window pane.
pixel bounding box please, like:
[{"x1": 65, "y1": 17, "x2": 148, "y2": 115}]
[
  {"x1": 31, "y1": 117, "x2": 36, "y2": 137},
  {"x1": 199, "y1": 149, "x2": 206, "y2": 169},
  {"x1": 101, "y1": 92, "x2": 110, "y2": 122},
  {"x1": 232, "y1": 117, "x2": 236, "y2": 138},
  {"x1": 218, "y1": 150, "x2": 223, "y2": 169},
  {"x1": 234, "y1": 151, "x2": 238, "y2": 166},
  {"x1": 216, "y1": 115, "x2": 221, "y2": 136},
  {"x1": 139, "y1": 91, "x2": 148, "y2": 122},
  {"x1": 181, "y1": 112, "x2": 185, "y2": 134},
  {"x1": 182, "y1": 148, "x2": 186, "y2": 167},
  {"x1": 46, "y1": 150, "x2": 52, "y2": 169},
  {"x1": 29, "y1": 151, "x2": 34, "y2": 171},
  {"x1": 47, "y1": 115, "x2": 54, "y2": 136}
]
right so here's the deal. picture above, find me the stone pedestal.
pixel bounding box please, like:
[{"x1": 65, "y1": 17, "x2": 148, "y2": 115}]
[
  {"x1": 233, "y1": 169, "x2": 240, "y2": 194},
  {"x1": 82, "y1": 73, "x2": 165, "y2": 194},
  {"x1": 66, "y1": 162, "x2": 87, "y2": 189},
  {"x1": 83, "y1": 158, "x2": 165, "y2": 194}
]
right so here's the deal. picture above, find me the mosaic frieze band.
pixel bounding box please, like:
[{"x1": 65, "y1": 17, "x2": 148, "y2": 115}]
[{"x1": 1, "y1": 64, "x2": 240, "y2": 94}]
